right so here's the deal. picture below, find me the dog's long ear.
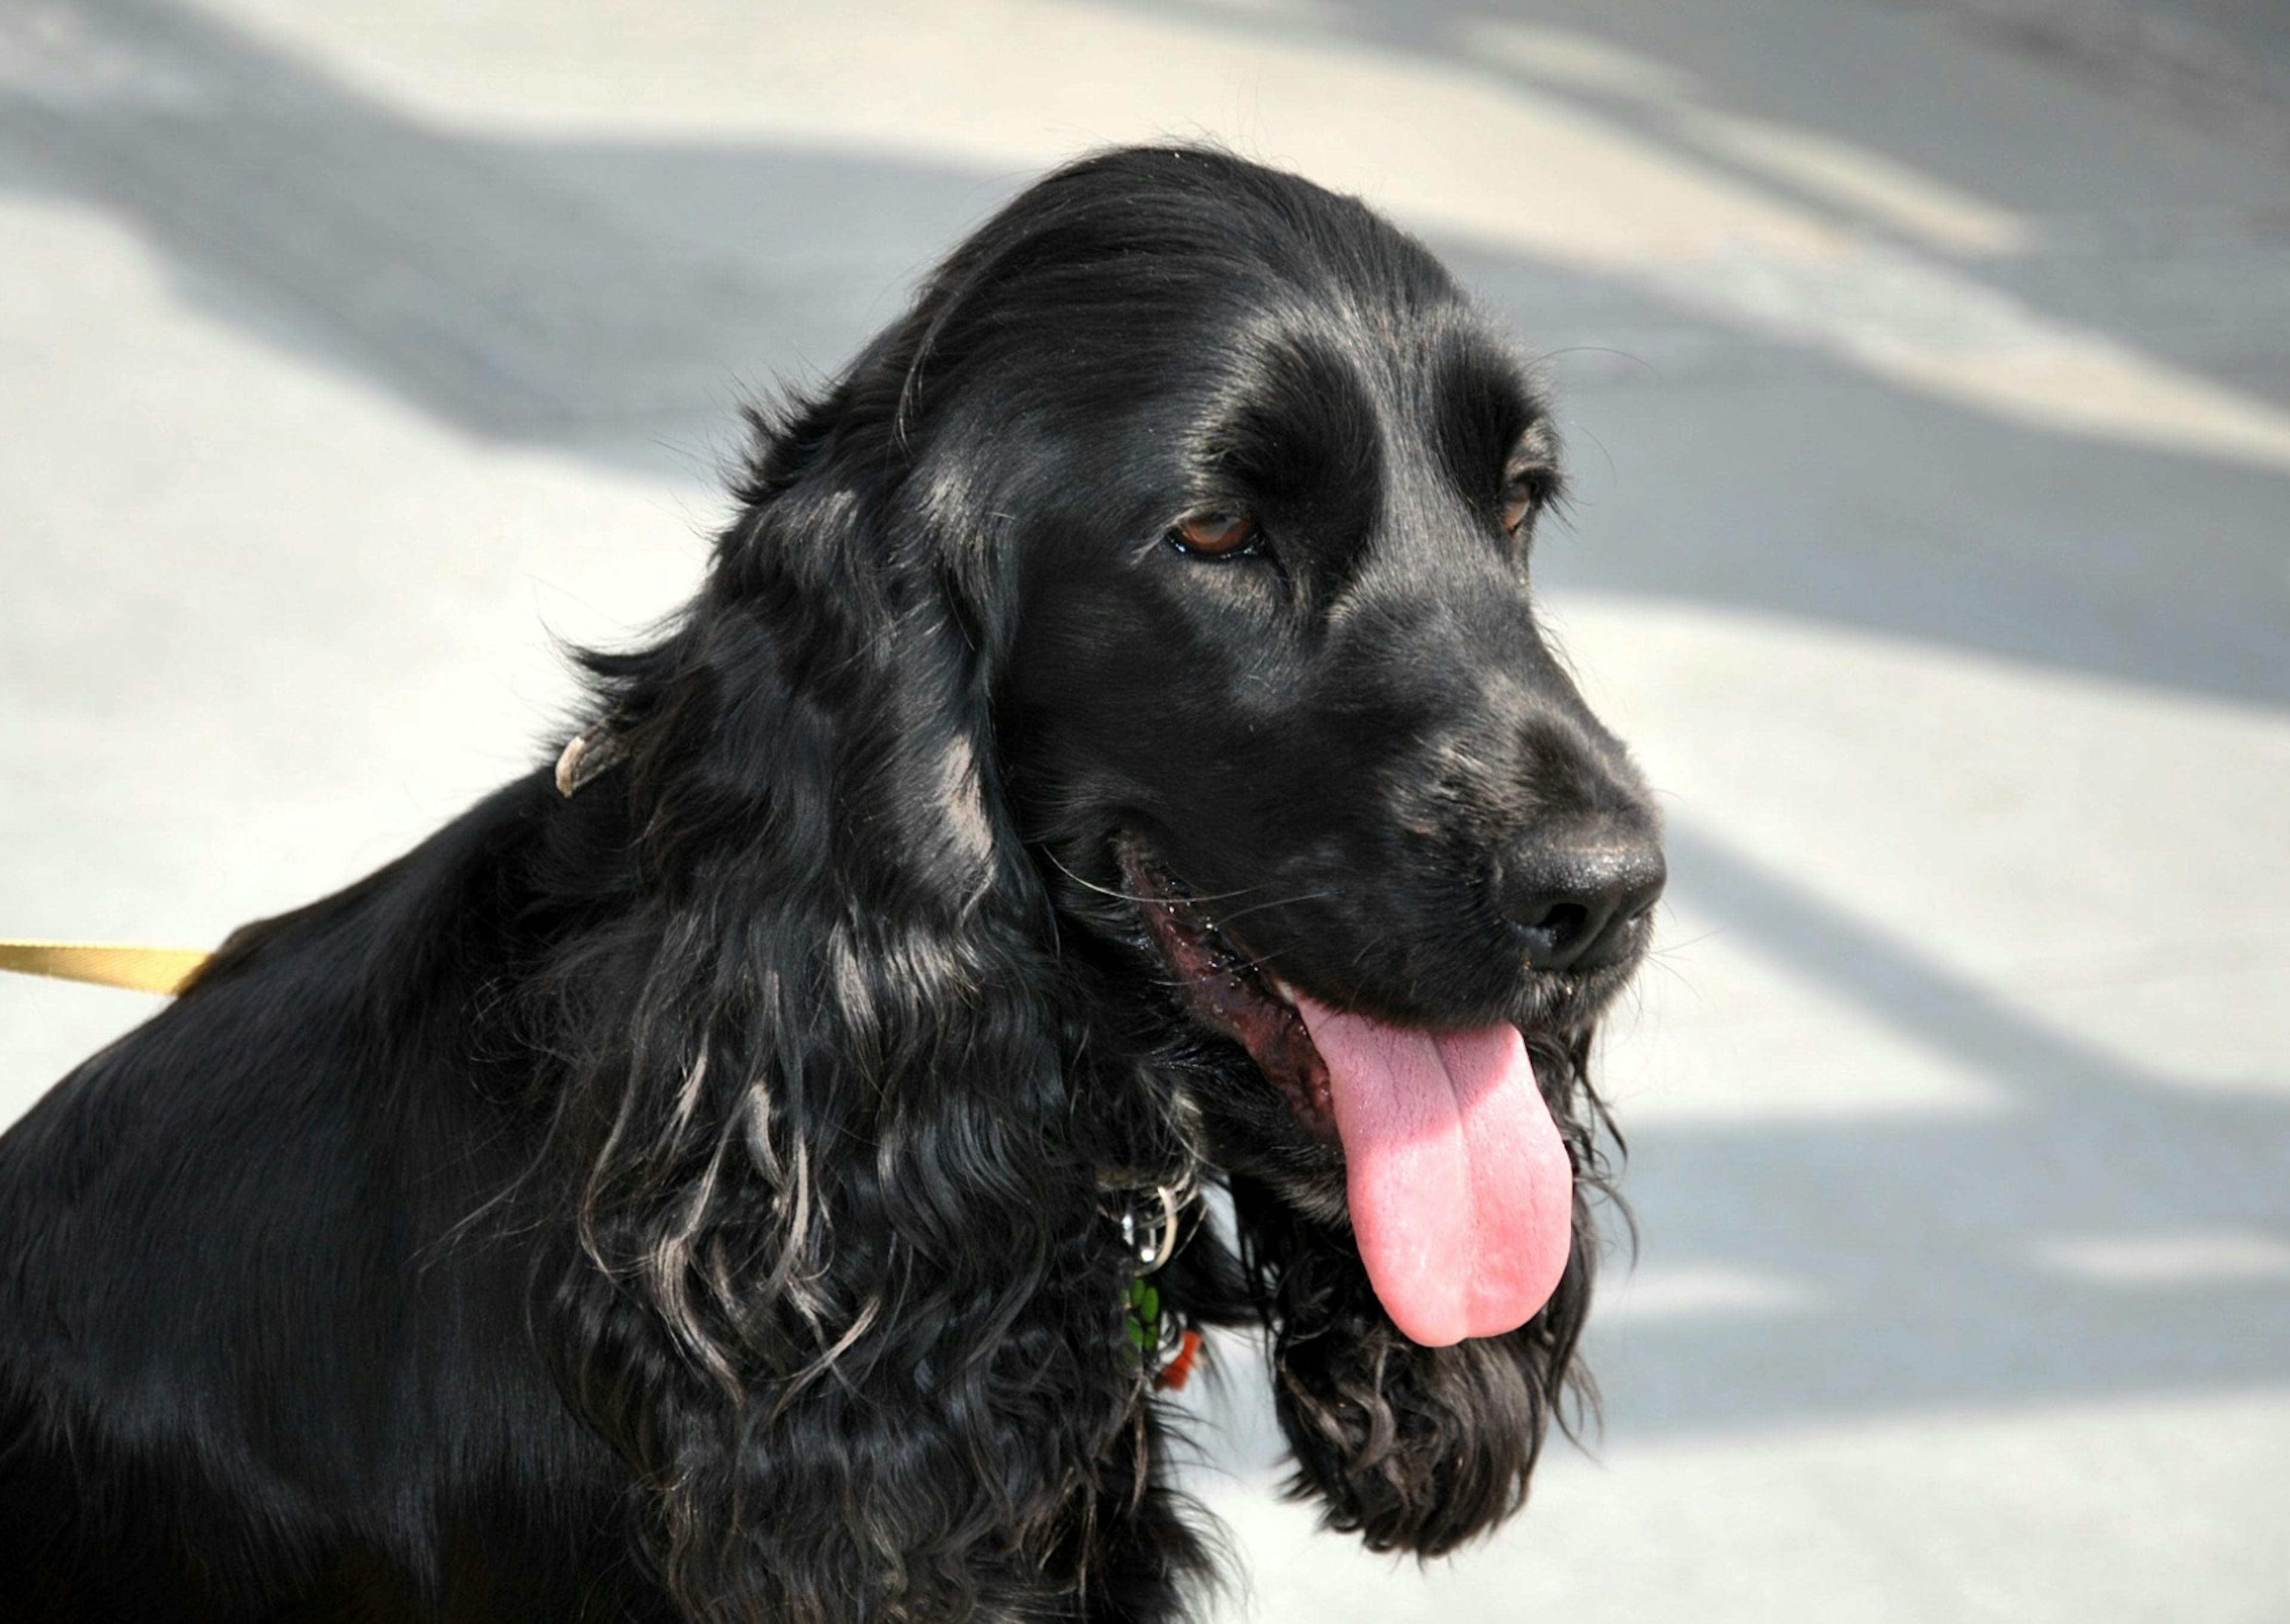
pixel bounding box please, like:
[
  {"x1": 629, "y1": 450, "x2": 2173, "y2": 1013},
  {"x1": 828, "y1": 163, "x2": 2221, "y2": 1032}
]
[
  {"x1": 1234, "y1": 1031, "x2": 1615, "y2": 1555},
  {"x1": 541, "y1": 363, "x2": 1157, "y2": 1622}
]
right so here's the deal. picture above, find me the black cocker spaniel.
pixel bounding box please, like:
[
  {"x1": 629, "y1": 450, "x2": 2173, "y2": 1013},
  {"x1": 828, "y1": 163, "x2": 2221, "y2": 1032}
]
[{"x1": 0, "y1": 146, "x2": 1664, "y2": 1623}]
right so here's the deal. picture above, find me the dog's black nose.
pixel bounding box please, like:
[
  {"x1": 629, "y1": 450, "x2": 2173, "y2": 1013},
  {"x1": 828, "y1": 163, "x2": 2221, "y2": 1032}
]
[{"x1": 1499, "y1": 838, "x2": 1666, "y2": 972}]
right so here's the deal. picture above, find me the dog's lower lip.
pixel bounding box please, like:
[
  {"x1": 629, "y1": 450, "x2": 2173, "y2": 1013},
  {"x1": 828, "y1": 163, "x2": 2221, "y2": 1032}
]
[{"x1": 1119, "y1": 842, "x2": 1335, "y2": 1137}]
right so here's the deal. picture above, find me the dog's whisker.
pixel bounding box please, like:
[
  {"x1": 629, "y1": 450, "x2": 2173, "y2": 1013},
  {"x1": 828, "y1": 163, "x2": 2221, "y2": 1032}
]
[
  {"x1": 1203, "y1": 889, "x2": 1341, "y2": 929},
  {"x1": 1041, "y1": 846, "x2": 1284, "y2": 910}
]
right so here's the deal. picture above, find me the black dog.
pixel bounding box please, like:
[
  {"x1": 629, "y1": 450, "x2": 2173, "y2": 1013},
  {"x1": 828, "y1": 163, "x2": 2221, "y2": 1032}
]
[{"x1": 0, "y1": 147, "x2": 1663, "y2": 1623}]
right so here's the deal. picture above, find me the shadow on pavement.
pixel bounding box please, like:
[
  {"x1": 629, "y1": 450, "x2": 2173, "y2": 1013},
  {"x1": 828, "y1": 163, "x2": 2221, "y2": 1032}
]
[{"x1": 1590, "y1": 822, "x2": 2290, "y2": 1434}]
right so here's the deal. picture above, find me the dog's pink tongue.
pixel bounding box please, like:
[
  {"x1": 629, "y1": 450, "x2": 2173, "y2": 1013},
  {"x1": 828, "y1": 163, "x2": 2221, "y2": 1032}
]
[{"x1": 1292, "y1": 994, "x2": 1573, "y2": 1347}]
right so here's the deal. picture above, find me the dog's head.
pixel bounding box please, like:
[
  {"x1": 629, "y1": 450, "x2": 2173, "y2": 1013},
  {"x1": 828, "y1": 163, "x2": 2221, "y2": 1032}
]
[
  {"x1": 569, "y1": 147, "x2": 1660, "y2": 1613},
  {"x1": 943, "y1": 145, "x2": 1660, "y2": 1544},
  {"x1": 979, "y1": 151, "x2": 1659, "y2": 1324}
]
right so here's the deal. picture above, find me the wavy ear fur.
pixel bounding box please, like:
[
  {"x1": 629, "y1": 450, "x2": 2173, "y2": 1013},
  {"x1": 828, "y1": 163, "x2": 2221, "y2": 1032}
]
[{"x1": 537, "y1": 354, "x2": 1194, "y2": 1622}]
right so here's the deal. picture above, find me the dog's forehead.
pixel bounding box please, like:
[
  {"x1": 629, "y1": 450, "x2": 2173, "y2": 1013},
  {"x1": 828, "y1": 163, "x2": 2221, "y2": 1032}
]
[
  {"x1": 1218, "y1": 293, "x2": 1522, "y2": 401},
  {"x1": 1171, "y1": 296, "x2": 1552, "y2": 494}
]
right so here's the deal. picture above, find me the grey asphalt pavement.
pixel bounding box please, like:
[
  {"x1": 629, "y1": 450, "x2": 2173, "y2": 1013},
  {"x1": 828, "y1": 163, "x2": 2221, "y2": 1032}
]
[{"x1": 2, "y1": 1, "x2": 2286, "y2": 1618}]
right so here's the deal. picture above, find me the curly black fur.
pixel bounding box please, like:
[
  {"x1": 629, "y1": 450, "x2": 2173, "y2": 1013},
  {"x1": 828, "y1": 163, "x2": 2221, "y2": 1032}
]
[{"x1": 0, "y1": 147, "x2": 1658, "y2": 1623}]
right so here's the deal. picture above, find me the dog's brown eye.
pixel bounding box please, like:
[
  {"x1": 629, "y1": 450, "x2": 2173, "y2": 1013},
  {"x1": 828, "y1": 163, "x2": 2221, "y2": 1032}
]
[
  {"x1": 1170, "y1": 512, "x2": 1259, "y2": 556},
  {"x1": 1499, "y1": 478, "x2": 1538, "y2": 536}
]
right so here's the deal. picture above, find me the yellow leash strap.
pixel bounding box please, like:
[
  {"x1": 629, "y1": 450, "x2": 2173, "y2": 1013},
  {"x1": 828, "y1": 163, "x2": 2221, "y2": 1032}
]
[
  {"x1": 0, "y1": 940, "x2": 211, "y2": 995},
  {"x1": 2, "y1": 725, "x2": 620, "y2": 1000},
  {"x1": 1, "y1": 724, "x2": 615, "y2": 1001}
]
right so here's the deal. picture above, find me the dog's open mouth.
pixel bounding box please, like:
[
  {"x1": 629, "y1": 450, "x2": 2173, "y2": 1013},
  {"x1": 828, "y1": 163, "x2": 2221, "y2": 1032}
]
[
  {"x1": 1122, "y1": 842, "x2": 1575, "y2": 1347},
  {"x1": 1124, "y1": 845, "x2": 1338, "y2": 1138}
]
